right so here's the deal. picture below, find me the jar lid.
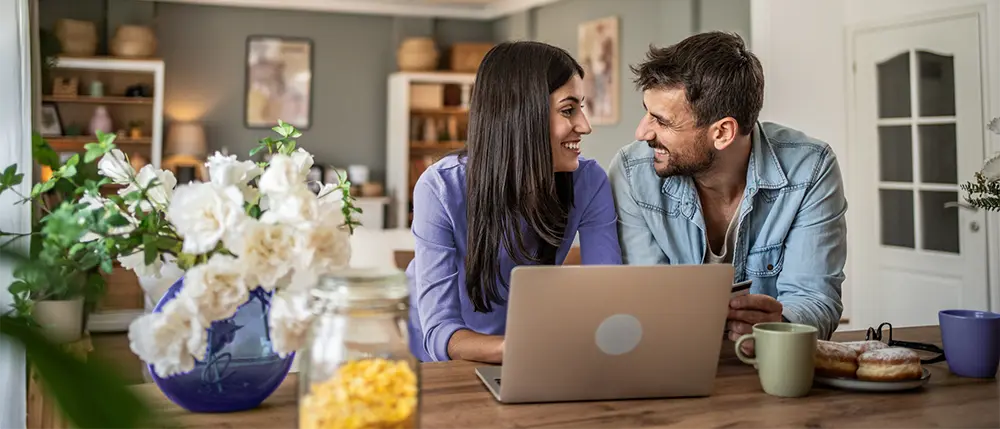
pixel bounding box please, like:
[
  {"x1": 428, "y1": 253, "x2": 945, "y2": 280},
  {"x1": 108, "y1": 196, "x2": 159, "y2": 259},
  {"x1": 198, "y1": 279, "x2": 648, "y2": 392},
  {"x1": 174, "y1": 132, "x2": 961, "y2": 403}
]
[{"x1": 313, "y1": 266, "x2": 409, "y2": 309}]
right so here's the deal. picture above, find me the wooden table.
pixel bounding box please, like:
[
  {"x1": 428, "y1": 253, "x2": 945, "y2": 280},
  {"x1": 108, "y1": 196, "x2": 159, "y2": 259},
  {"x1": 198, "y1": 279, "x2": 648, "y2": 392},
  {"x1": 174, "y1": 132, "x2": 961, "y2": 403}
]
[{"x1": 135, "y1": 326, "x2": 1000, "y2": 428}]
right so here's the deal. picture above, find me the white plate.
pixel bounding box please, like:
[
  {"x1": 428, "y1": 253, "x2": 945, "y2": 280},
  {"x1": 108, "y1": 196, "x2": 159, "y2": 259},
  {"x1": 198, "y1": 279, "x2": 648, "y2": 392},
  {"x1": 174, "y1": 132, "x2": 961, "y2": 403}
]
[{"x1": 814, "y1": 368, "x2": 931, "y2": 392}]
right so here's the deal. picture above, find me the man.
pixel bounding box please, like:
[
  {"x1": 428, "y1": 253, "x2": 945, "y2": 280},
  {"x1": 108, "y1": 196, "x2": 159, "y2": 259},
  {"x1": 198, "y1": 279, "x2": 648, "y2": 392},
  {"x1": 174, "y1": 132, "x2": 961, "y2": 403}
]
[{"x1": 608, "y1": 32, "x2": 847, "y2": 353}]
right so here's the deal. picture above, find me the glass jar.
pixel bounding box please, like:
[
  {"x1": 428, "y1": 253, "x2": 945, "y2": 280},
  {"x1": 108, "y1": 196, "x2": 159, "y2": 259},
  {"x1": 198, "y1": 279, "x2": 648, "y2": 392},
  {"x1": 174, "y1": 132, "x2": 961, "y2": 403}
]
[{"x1": 298, "y1": 267, "x2": 419, "y2": 429}]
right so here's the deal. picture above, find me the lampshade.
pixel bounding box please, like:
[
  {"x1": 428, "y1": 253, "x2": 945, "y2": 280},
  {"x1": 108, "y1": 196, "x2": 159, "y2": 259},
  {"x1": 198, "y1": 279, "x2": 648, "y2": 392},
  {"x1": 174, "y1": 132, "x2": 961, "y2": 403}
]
[{"x1": 165, "y1": 122, "x2": 207, "y2": 157}]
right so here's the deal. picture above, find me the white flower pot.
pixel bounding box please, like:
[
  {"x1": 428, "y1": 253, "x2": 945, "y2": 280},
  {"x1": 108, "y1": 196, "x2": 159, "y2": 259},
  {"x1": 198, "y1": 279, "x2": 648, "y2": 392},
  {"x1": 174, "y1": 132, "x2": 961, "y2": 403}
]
[{"x1": 33, "y1": 297, "x2": 84, "y2": 344}]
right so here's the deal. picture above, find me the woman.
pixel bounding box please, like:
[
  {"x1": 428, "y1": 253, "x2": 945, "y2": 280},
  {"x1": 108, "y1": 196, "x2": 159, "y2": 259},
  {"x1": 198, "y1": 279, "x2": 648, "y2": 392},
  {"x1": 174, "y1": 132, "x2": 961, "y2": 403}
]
[{"x1": 407, "y1": 41, "x2": 622, "y2": 364}]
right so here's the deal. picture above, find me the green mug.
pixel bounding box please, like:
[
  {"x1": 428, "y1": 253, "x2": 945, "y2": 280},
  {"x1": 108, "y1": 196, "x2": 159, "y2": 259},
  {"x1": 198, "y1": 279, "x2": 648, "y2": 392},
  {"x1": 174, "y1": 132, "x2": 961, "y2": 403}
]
[{"x1": 735, "y1": 322, "x2": 818, "y2": 398}]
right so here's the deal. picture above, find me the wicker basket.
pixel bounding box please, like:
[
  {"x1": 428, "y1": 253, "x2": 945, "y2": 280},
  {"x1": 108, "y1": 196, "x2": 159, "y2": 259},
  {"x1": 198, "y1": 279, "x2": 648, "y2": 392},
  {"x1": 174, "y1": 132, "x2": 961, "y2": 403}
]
[
  {"x1": 397, "y1": 37, "x2": 439, "y2": 71},
  {"x1": 54, "y1": 19, "x2": 97, "y2": 57},
  {"x1": 52, "y1": 77, "x2": 78, "y2": 98},
  {"x1": 111, "y1": 25, "x2": 157, "y2": 58}
]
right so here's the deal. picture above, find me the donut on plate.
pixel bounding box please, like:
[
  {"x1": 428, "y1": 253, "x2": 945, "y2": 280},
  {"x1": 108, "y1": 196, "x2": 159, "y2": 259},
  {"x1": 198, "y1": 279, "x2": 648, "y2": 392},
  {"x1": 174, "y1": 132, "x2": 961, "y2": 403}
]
[
  {"x1": 841, "y1": 340, "x2": 889, "y2": 355},
  {"x1": 815, "y1": 340, "x2": 859, "y2": 378},
  {"x1": 856, "y1": 347, "x2": 923, "y2": 382}
]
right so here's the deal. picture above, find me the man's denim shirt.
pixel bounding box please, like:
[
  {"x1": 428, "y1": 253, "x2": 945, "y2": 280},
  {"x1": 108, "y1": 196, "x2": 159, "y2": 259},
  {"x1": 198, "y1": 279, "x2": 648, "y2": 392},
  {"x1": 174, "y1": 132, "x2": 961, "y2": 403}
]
[{"x1": 608, "y1": 122, "x2": 847, "y2": 340}]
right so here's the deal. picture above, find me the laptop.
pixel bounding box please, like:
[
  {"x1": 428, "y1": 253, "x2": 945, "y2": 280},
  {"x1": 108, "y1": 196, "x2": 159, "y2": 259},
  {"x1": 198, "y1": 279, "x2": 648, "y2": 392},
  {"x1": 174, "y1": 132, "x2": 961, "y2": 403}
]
[{"x1": 475, "y1": 264, "x2": 734, "y2": 404}]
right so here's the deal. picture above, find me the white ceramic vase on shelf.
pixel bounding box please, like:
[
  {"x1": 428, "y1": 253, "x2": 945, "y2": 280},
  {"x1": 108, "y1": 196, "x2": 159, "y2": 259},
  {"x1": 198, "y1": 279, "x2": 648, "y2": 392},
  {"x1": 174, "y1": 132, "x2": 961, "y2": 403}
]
[{"x1": 89, "y1": 106, "x2": 113, "y2": 135}]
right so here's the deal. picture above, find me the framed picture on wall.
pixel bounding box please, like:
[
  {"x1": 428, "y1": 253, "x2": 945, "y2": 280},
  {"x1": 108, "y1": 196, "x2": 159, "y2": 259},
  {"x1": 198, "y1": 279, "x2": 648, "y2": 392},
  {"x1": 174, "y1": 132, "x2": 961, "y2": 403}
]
[
  {"x1": 244, "y1": 35, "x2": 313, "y2": 129},
  {"x1": 578, "y1": 15, "x2": 619, "y2": 125}
]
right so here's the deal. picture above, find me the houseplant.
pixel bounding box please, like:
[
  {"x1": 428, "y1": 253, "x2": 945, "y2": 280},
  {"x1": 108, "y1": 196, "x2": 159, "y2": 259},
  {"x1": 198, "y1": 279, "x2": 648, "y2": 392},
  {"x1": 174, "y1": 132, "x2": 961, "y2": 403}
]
[
  {"x1": 960, "y1": 117, "x2": 1000, "y2": 212},
  {"x1": 3, "y1": 120, "x2": 361, "y2": 412},
  {"x1": 0, "y1": 132, "x2": 108, "y2": 343},
  {"x1": 1, "y1": 251, "x2": 154, "y2": 428}
]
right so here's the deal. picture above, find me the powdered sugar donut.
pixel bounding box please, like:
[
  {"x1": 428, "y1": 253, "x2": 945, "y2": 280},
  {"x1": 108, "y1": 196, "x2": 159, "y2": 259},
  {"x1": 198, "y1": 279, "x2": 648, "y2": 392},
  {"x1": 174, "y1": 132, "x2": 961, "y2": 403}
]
[
  {"x1": 856, "y1": 347, "x2": 923, "y2": 381},
  {"x1": 815, "y1": 340, "x2": 858, "y2": 378},
  {"x1": 842, "y1": 340, "x2": 889, "y2": 355}
]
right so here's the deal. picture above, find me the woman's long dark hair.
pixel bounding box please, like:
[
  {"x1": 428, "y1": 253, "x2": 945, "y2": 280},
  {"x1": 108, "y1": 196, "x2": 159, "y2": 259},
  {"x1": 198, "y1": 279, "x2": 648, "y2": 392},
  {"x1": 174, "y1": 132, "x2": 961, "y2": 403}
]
[{"x1": 462, "y1": 41, "x2": 584, "y2": 313}]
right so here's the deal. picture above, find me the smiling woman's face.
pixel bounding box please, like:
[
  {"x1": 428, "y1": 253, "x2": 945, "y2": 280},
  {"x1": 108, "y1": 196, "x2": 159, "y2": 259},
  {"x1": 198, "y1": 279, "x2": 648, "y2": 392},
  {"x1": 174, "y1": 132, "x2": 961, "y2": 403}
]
[{"x1": 549, "y1": 75, "x2": 593, "y2": 173}]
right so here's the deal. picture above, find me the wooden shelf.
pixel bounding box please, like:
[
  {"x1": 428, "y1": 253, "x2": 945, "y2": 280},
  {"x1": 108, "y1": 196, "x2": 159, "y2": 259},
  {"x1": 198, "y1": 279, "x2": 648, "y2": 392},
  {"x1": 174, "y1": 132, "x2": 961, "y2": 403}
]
[
  {"x1": 411, "y1": 107, "x2": 469, "y2": 115},
  {"x1": 43, "y1": 95, "x2": 154, "y2": 105},
  {"x1": 46, "y1": 136, "x2": 152, "y2": 152},
  {"x1": 410, "y1": 141, "x2": 465, "y2": 152}
]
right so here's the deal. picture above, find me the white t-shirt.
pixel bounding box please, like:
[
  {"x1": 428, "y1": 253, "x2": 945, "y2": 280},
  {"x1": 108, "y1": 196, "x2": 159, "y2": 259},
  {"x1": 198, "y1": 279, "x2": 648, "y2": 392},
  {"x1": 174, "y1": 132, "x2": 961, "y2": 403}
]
[{"x1": 705, "y1": 211, "x2": 740, "y2": 264}]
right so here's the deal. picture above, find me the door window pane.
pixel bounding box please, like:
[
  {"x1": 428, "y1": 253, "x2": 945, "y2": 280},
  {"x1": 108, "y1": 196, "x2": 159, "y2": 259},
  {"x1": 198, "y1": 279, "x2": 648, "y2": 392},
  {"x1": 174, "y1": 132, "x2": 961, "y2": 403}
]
[
  {"x1": 920, "y1": 191, "x2": 960, "y2": 253},
  {"x1": 917, "y1": 51, "x2": 956, "y2": 117},
  {"x1": 877, "y1": 52, "x2": 911, "y2": 118},
  {"x1": 919, "y1": 124, "x2": 957, "y2": 184},
  {"x1": 880, "y1": 189, "x2": 915, "y2": 248},
  {"x1": 879, "y1": 126, "x2": 913, "y2": 182}
]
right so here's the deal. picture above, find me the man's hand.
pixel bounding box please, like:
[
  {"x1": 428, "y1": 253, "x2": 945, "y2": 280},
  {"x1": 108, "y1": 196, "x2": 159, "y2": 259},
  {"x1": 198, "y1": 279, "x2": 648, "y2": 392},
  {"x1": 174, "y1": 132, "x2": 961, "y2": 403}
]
[{"x1": 727, "y1": 294, "x2": 783, "y2": 356}]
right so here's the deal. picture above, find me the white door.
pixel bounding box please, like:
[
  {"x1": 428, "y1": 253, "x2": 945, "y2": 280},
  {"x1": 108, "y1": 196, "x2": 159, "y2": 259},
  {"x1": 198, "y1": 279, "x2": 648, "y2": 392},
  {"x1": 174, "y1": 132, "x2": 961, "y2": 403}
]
[{"x1": 850, "y1": 11, "x2": 990, "y2": 329}]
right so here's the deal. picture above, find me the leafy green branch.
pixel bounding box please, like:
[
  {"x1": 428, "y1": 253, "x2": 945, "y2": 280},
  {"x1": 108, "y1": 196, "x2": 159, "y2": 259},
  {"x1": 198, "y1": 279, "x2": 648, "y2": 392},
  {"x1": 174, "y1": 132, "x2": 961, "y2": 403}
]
[{"x1": 249, "y1": 119, "x2": 362, "y2": 233}]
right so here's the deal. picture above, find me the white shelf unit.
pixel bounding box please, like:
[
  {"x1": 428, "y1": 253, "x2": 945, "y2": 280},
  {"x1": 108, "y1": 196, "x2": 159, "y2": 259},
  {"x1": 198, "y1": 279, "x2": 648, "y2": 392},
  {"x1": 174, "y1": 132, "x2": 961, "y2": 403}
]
[
  {"x1": 47, "y1": 56, "x2": 165, "y2": 333},
  {"x1": 48, "y1": 56, "x2": 165, "y2": 168},
  {"x1": 386, "y1": 71, "x2": 476, "y2": 229}
]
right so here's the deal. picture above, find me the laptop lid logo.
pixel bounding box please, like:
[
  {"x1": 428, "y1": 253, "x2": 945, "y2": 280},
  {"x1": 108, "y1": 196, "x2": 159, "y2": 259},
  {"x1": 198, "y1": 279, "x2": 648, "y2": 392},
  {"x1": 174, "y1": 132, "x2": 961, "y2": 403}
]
[{"x1": 595, "y1": 314, "x2": 643, "y2": 355}]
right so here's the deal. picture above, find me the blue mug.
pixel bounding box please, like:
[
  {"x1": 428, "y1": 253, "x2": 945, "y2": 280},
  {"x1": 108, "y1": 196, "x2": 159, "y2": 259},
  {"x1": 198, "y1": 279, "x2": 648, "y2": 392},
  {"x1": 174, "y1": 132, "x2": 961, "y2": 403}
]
[{"x1": 939, "y1": 309, "x2": 1000, "y2": 378}]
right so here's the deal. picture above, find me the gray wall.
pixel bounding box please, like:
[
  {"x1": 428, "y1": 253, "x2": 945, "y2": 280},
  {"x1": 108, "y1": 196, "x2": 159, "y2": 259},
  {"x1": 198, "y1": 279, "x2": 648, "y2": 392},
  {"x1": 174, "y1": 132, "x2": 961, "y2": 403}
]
[
  {"x1": 493, "y1": 0, "x2": 698, "y2": 169},
  {"x1": 38, "y1": 0, "x2": 107, "y2": 52},
  {"x1": 696, "y1": 0, "x2": 752, "y2": 41},
  {"x1": 155, "y1": 3, "x2": 494, "y2": 183}
]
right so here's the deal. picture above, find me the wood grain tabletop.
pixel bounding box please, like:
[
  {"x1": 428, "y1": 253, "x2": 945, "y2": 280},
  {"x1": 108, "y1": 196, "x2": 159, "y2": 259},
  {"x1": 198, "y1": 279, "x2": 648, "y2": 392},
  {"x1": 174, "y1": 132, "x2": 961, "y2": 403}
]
[{"x1": 135, "y1": 326, "x2": 1000, "y2": 428}]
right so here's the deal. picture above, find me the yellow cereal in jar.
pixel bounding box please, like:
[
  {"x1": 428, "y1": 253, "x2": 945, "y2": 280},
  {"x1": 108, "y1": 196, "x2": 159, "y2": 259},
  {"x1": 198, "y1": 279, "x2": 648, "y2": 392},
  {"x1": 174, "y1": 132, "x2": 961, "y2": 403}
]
[{"x1": 300, "y1": 358, "x2": 418, "y2": 429}]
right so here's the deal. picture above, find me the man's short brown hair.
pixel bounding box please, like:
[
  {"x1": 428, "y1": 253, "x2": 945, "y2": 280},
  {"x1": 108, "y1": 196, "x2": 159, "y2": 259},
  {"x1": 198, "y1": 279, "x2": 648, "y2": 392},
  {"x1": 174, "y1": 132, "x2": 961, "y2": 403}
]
[{"x1": 631, "y1": 31, "x2": 764, "y2": 135}]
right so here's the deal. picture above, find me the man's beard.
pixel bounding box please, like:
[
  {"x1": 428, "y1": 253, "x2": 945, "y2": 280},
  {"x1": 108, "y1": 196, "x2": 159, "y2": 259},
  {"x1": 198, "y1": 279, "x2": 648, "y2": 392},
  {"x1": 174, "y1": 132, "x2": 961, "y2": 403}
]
[{"x1": 651, "y1": 133, "x2": 716, "y2": 178}]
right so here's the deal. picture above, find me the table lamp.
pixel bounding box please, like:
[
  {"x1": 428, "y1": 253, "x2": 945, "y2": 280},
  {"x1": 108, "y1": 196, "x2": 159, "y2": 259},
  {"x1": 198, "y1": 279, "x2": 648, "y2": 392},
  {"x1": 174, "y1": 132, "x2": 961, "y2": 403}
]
[{"x1": 163, "y1": 121, "x2": 208, "y2": 183}]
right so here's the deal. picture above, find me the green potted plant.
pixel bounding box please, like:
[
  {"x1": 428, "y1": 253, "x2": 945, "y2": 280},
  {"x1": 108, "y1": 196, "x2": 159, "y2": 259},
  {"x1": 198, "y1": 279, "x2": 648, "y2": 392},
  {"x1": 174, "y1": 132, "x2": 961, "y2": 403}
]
[
  {"x1": 0, "y1": 133, "x2": 107, "y2": 343},
  {"x1": 960, "y1": 117, "x2": 1000, "y2": 212}
]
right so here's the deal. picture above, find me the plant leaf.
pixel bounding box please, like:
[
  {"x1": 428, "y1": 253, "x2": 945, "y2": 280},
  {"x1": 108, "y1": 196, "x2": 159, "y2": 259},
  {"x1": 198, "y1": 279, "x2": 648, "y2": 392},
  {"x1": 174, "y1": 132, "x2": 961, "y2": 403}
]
[
  {"x1": 142, "y1": 235, "x2": 157, "y2": 266},
  {"x1": 249, "y1": 145, "x2": 266, "y2": 157},
  {"x1": 105, "y1": 213, "x2": 130, "y2": 228},
  {"x1": 32, "y1": 132, "x2": 61, "y2": 168},
  {"x1": 69, "y1": 243, "x2": 86, "y2": 257},
  {"x1": 100, "y1": 258, "x2": 113, "y2": 274},
  {"x1": 84, "y1": 149, "x2": 101, "y2": 163},
  {"x1": 79, "y1": 252, "x2": 100, "y2": 271},
  {"x1": 85, "y1": 272, "x2": 107, "y2": 299},
  {"x1": 39, "y1": 180, "x2": 56, "y2": 194},
  {"x1": 60, "y1": 165, "x2": 77, "y2": 178},
  {"x1": 0, "y1": 315, "x2": 155, "y2": 428},
  {"x1": 8, "y1": 280, "x2": 29, "y2": 295},
  {"x1": 2, "y1": 164, "x2": 17, "y2": 183},
  {"x1": 155, "y1": 236, "x2": 178, "y2": 251}
]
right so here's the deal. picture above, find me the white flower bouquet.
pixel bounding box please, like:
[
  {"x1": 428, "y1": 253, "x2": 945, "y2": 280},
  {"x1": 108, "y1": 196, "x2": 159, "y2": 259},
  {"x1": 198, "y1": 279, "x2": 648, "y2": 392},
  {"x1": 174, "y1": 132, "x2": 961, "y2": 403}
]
[{"x1": 92, "y1": 120, "x2": 360, "y2": 378}]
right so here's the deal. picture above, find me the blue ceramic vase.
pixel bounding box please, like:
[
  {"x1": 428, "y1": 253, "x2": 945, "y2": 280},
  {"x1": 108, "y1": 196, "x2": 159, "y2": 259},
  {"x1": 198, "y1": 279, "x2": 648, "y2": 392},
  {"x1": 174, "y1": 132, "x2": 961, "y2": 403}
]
[{"x1": 148, "y1": 277, "x2": 294, "y2": 413}]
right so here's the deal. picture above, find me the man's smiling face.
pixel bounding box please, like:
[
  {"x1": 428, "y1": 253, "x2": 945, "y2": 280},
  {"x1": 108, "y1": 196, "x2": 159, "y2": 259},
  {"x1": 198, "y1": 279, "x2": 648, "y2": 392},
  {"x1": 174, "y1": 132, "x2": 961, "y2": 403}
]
[{"x1": 634, "y1": 87, "x2": 716, "y2": 178}]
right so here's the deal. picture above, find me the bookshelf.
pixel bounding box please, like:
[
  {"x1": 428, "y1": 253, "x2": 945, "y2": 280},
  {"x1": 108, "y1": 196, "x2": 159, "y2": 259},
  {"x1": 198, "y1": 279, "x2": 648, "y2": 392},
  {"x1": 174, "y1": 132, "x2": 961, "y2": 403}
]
[
  {"x1": 43, "y1": 56, "x2": 164, "y2": 168},
  {"x1": 386, "y1": 71, "x2": 476, "y2": 228},
  {"x1": 42, "y1": 56, "x2": 165, "y2": 333}
]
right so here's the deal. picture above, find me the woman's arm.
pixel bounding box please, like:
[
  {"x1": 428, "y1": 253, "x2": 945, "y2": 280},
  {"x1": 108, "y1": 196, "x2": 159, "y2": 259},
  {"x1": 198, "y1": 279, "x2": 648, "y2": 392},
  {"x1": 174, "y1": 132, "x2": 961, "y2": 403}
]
[
  {"x1": 447, "y1": 330, "x2": 504, "y2": 363},
  {"x1": 412, "y1": 172, "x2": 503, "y2": 363},
  {"x1": 576, "y1": 162, "x2": 623, "y2": 265}
]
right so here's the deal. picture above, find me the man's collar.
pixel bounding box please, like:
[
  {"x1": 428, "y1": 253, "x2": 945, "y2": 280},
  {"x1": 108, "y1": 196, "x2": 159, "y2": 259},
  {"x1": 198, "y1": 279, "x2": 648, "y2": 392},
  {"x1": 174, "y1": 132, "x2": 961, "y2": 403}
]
[{"x1": 748, "y1": 122, "x2": 788, "y2": 191}]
